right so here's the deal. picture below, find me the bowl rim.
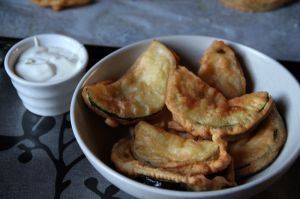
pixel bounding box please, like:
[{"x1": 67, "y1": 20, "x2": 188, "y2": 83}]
[
  {"x1": 4, "y1": 33, "x2": 89, "y2": 87},
  {"x1": 70, "y1": 35, "x2": 300, "y2": 197}
]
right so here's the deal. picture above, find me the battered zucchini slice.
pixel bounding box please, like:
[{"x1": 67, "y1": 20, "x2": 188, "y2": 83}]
[
  {"x1": 82, "y1": 41, "x2": 177, "y2": 125},
  {"x1": 131, "y1": 121, "x2": 231, "y2": 175},
  {"x1": 166, "y1": 66, "x2": 273, "y2": 139},
  {"x1": 229, "y1": 105, "x2": 287, "y2": 177},
  {"x1": 111, "y1": 139, "x2": 236, "y2": 191},
  {"x1": 198, "y1": 40, "x2": 246, "y2": 99}
]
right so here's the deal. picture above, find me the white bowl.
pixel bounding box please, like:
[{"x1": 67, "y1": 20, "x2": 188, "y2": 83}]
[
  {"x1": 4, "y1": 33, "x2": 88, "y2": 116},
  {"x1": 70, "y1": 35, "x2": 300, "y2": 199}
]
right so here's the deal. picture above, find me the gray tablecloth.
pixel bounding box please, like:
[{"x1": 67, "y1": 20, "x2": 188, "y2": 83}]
[{"x1": 0, "y1": 0, "x2": 300, "y2": 61}]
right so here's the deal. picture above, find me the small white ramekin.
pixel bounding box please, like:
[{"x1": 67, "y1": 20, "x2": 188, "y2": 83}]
[{"x1": 4, "y1": 33, "x2": 88, "y2": 116}]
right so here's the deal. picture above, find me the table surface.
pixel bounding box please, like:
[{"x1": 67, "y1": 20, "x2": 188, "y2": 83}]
[
  {"x1": 1, "y1": 1, "x2": 300, "y2": 198},
  {"x1": 0, "y1": 0, "x2": 300, "y2": 61},
  {"x1": 0, "y1": 37, "x2": 300, "y2": 199}
]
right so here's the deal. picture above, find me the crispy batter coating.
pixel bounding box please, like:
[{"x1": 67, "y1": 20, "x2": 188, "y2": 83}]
[
  {"x1": 82, "y1": 41, "x2": 177, "y2": 125},
  {"x1": 80, "y1": 39, "x2": 286, "y2": 191},
  {"x1": 131, "y1": 121, "x2": 231, "y2": 175},
  {"x1": 230, "y1": 105, "x2": 287, "y2": 177},
  {"x1": 111, "y1": 139, "x2": 236, "y2": 191},
  {"x1": 166, "y1": 66, "x2": 273, "y2": 139},
  {"x1": 220, "y1": 0, "x2": 294, "y2": 12},
  {"x1": 32, "y1": 0, "x2": 91, "y2": 11},
  {"x1": 198, "y1": 40, "x2": 246, "y2": 99}
]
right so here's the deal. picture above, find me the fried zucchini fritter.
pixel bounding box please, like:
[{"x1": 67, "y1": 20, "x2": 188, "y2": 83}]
[
  {"x1": 220, "y1": 0, "x2": 294, "y2": 12},
  {"x1": 82, "y1": 41, "x2": 177, "y2": 126},
  {"x1": 230, "y1": 105, "x2": 287, "y2": 177},
  {"x1": 198, "y1": 40, "x2": 246, "y2": 99},
  {"x1": 32, "y1": 0, "x2": 91, "y2": 11},
  {"x1": 111, "y1": 139, "x2": 236, "y2": 191},
  {"x1": 131, "y1": 121, "x2": 231, "y2": 175},
  {"x1": 166, "y1": 66, "x2": 273, "y2": 139}
]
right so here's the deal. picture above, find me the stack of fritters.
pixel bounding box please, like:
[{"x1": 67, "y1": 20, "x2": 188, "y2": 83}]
[{"x1": 82, "y1": 40, "x2": 286, "y2": 191}]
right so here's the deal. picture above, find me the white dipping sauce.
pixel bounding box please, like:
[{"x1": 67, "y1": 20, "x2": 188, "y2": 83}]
[{"x1": 15, "y1": 46, "x2": 79, "y2": 82}]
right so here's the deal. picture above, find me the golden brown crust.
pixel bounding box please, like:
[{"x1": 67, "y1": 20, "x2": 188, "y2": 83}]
[
  {"x1": 230, "y1": 105, "x2": 287, "y2": 177},
  {"x1": 220, "y1": 0, "x2": 294, "y2": 12},
  {"x1": 82, "y1": 84, "x2": 136, "y2": 126},
  {"x1": 105, "y1": 117, "x2": 119, "y2": 127},
  {"x1": 187, "y1": 162, "x2": 236, "y2": 191},
  {"x1": 198, "y1": 40, "x2": 246, "y2": 99},
  {"x1": 111, "y1": 139, "x2": 236, "y2": 191},
  {"x1": 32, "y1": 0, "x2": 92, "y2": 11},
  {"x1": 82, "y1": 40, "x2": 177, "y2": 126},
  {"x1": 168, "y1": 120, "x2": 186, "y2": 132},
  {"x1": 166, "y1": 66, "x2": 273, "y2": 139},
  {"x1": 80, "y1": 38, "x2": 287, "y2": 191},
  {"x1": 131, "y1": 121, "x2": 231, "y2": 175}
]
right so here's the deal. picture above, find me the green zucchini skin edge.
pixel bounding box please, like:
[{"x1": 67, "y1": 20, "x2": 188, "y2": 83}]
[
  {"x1": 88, "y1": 95, "x2": 161, "y2": 122},
  {"x1": 195, "y1": 94, "x2": 270, "y2": 129},
  {"x1": 258, "y1": 94, "x2": 270, "y2": 112}
]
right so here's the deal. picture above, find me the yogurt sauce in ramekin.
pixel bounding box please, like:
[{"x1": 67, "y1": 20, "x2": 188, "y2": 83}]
[{"x1": 15, "y1": 37, "x2": 80, "y2": 82}]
